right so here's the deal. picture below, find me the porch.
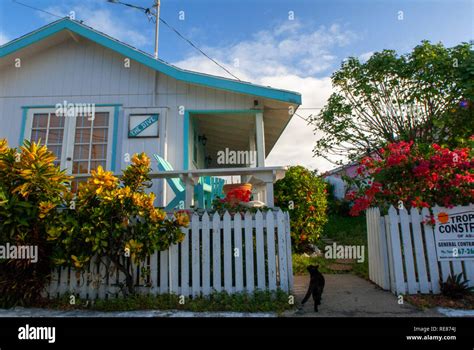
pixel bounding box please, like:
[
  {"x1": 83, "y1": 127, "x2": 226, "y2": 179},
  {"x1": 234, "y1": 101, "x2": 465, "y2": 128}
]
[{"x1": 164, "y1": 107, "x2": 293, "y2": 209}]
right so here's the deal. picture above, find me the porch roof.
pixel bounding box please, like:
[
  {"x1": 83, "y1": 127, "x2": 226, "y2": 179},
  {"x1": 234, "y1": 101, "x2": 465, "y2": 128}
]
[{"x1": 0, "y1": 18, "x2": 302, "y2": 105}]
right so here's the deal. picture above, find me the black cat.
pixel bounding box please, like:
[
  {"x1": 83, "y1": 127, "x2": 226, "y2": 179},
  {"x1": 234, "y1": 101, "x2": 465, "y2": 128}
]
[{"x1": 301, "y1": 265, "x2": 325, "y2": 312}]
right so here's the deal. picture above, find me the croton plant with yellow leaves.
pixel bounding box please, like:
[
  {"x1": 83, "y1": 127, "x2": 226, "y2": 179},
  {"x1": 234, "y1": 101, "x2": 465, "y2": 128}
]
[
  {"x1": 1, "y1": 139, "x2": 189, "y2": 302},
  {"x1": 0, "y1": 139, "x2": 71, "y2": 307},
  {"x1": 48, "y1": 153, "x2": 188, "y2": 295}
]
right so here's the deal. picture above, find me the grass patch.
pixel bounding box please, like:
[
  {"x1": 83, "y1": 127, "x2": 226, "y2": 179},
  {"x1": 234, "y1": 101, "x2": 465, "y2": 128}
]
[
  {"x1": 292, "y1": 214, "x2": 369, "y2": 278},
  {"x1": 39, "y1": 290, "x2": 293, "y2": 314},
  {"x1": 322, "y1": 214, "x2": 367, "y2": 246},
  {"x1": 292, "y1": 254, "x2": 332, "y2": 275}
]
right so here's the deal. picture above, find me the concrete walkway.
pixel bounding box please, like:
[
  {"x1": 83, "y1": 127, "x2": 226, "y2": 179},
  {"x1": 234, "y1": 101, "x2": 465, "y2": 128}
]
[
  {"x1": 0, "y1": 274, "x2": 448, "y2": 317},
  {"x1": 284, "y1": 274, "x2": 442, "y2": 317}
]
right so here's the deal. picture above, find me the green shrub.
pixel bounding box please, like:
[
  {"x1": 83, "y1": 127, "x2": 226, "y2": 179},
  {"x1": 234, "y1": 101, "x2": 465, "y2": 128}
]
[
  {"x1": 0, "y1": 139, "x2": 71, "y2": 307},
  {"x1": 48, "y1": 154, "x2": 188, "y2": 296},
  {"x1": 440, "y1": 273, "x2": 474, "y2": 299},
  {"x1": 274, "y1": 166, "x2": 328, "y2": 252}
]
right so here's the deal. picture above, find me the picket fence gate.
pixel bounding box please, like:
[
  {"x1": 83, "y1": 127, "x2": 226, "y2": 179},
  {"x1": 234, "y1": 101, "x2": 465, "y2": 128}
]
[
  {"x1": 46, "y1": 210, "x2": 293, "y2": 299},
  {"x1": 367, "y1": 206, "x2": 474, "y2": 295}
]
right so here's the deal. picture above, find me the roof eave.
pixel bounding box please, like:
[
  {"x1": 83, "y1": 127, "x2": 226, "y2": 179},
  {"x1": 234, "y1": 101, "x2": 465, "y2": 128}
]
[{"x1": 0, "y1": 18, "x2": 302, "y2": 105}]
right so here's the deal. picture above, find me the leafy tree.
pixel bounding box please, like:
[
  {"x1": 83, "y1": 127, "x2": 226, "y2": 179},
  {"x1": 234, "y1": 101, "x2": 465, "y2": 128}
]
[
  {"x1": 313, "y1": 41, "x2": 474, "y2": 164},
  {"x1": 274, "y1": 166, "x2": 328, "y2": 252}
]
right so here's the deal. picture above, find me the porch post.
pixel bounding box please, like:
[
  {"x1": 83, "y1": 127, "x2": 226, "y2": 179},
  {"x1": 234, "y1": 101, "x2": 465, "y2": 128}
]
[
  {"x1": 255, "y1": 111, "x2": 265, "y2": 167},
  {"x1": 265, "y1": 182, "x2": 274, "y2": 207}
]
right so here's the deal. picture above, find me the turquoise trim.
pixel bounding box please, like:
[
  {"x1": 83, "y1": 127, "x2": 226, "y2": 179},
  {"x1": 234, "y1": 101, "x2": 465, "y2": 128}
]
[
  {"x1": 18, "y1": 107, "x2": 28, "y2": 146},
  {"x1": 183, "y1": 111, "x2": 190, "y2": 170},
  {"x1": 1, "y1": 19, "x2": 301, "y2": 105},
  {"x1": 111, "y1": 105, "x2": 120, "y2": 172},
  {"x1": 183, "y1": 109, "x2": 260, "y2": 171},
  {"x1": 186, "y1": 109, "x2": 261, "y2": 114}
]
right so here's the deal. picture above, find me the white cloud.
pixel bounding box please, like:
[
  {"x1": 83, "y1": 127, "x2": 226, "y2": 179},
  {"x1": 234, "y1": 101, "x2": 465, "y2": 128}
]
[
  {"x1": 359, "y1": 51, "x2": 374, "y2": 62},
  {"x1": 173, "y1": 21, "x2": 356, "y2": 172},
  {"x1": 173, "y1": 21, "x2": 356, "y2": 79},
  {"x1": 40, "y1": 4, "x2": 148, "y2": 47},
  {"x1": 0, "y1": 32, "x2": 9, "y2": 45}
]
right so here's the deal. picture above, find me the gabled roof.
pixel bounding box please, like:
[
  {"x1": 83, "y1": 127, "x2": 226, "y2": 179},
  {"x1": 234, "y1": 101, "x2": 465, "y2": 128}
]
[{"x1": 0, "y1": 18, "x2": 302, "y2": 105}]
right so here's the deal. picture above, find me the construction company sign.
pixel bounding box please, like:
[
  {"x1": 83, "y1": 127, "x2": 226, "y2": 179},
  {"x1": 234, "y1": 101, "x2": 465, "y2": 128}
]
[{"x1": 433, "y1": 205, "x2": 474, "y2": 261}]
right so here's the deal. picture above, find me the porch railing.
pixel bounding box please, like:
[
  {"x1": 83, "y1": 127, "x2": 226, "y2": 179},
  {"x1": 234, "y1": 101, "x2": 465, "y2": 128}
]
[{"x1": 74, "y1": 166, "x2": 287, "y2": 208}]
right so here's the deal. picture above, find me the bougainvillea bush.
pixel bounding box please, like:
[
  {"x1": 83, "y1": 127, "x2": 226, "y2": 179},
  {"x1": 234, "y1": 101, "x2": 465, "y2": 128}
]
[
  {"x1": 347, "y1": 139, "x2": 474, "y2": 216},
  {"x1": 0, "y1": 139, "x2": 71, "y2": 307},
  {"x1": 274, "y1": 166, "x2": 328, "y2": 252},
  {"x1": 49, "y1": 153, "x2": 189, "y2": 295}
]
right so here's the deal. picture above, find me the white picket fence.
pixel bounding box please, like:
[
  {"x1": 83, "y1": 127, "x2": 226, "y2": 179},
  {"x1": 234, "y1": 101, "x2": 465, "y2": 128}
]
[
  {"x1": 46, "y1": 210, "x2": 293, "y2": 299},
  {"x1": 367, "y1": 206, "x2": 474, "y2": 295}
]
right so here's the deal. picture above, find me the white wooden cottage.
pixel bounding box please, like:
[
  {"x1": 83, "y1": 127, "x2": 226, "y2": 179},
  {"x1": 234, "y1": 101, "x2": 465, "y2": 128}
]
[{"x1": 0, "y1": 18, "x2": 301, "y2": 209}]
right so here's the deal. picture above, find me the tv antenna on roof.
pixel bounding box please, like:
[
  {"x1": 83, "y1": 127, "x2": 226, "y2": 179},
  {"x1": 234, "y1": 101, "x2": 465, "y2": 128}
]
[{"x1": 107, "y1": 0, "x2": 161, "y2": 59}]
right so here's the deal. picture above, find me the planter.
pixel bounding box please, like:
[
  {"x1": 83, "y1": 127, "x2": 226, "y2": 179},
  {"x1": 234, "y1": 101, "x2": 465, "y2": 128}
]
[
  {"x1": 222, "y1": 183, "x2": 252, "y2": 196},
  {"x1": 222, "y1": 183, "x2": 253, "y2": 205}
]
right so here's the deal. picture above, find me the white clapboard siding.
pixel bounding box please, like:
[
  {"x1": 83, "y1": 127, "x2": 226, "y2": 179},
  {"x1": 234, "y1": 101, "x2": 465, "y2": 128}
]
[
  {"x1": 45, "y1": 210, "x2": 293, "y2": 299},
  {"x1": 367, "y1": 205, "x2": 474, "y2": 295}
]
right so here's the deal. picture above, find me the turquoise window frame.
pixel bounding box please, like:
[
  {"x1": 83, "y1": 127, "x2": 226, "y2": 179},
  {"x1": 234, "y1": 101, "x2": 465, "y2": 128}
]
[{"x1": 19, "y1": 104, "x2": 122, "y2": 172}]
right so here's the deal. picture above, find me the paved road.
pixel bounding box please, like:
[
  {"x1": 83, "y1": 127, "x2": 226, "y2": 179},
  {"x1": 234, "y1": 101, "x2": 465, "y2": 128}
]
[{"x1": 284, "y1": 274, "x2": 442, "y2": 317}]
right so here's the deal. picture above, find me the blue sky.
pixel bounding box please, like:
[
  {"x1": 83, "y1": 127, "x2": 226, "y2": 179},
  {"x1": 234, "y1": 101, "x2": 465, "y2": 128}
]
[{"x1": 1, "y1": 0, "x2": 473, "y2": 170}]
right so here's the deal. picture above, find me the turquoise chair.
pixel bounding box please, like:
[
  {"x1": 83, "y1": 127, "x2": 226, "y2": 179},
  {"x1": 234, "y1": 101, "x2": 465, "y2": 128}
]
[{"x1": 153, "y1": 154, "x2": 218, "y2": 210}]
